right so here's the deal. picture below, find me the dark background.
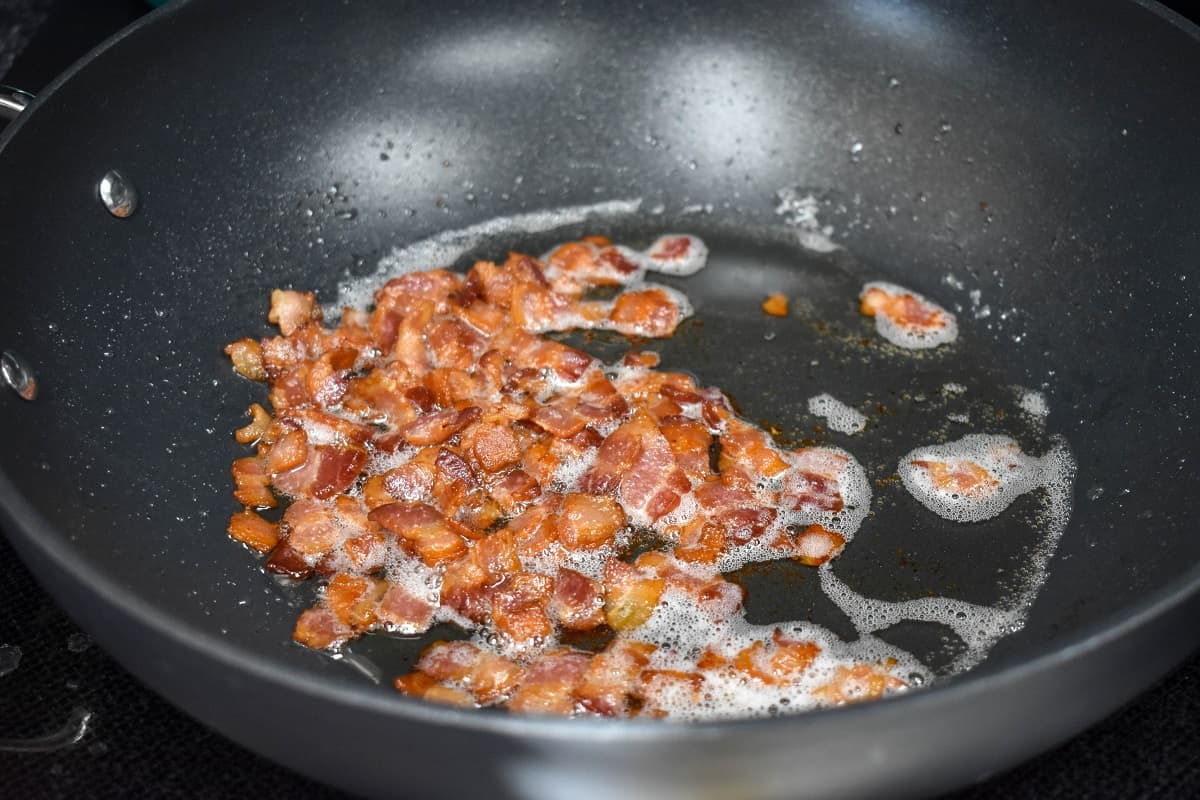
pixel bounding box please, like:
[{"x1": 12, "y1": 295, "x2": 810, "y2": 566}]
[{"x1": 1, "y1": 1, "x2": 1198, "y2": 797}]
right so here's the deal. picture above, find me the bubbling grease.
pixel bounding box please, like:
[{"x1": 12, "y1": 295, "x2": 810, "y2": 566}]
[
  {"x1": 898, "y1": 433, "x2": 1074, "y2": 524},
  {"x1": 807, "y1": 393, "x2": 868, "y2": 434}
]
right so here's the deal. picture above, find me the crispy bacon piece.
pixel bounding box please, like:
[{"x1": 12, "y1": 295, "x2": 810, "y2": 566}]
[
  {"x1": 491, "y1": 572, "x2": 555, "y2": 644},
  {"x1": 225, "y1": 338, "x2": 267, "y2": 382},
  {"x1": 732, "y1": 629, "x2": 821, "y2": 685},
  {"x1": 324, "y1": 572, "x2": 387, "y2": 630},
  {"x1": 785, "y1": 448, "x2": 849, "y2": 512},
  {"x1": 761, "y1": 293, "x2": 789, "y2": 317},
  {"x1": 377, "y1": 582, "x2": 436, "y2": 634},
  {"x1": 576, "y1": 639, "x2": 657, "y2": 715},
  {"x1": 910, "y1": 459, "x2": 999, "y2": 495},
  {"x1": 272, "y1": 443, "x2": 367, "y2": 500},
  {"x1": 788, "y1": 524, "x2": 846, "y2": 566},
  {"x1": 393, "y1": 671, "x2": 475, "y2": 707},
  {"x1": 556, "y1": 493, "x2": 626, "y2": 550},
  {"x1": 719, "y1": 418, "x2": 790, "y2": 479},
  {"x1": 506, "y1": 649, "x2": 592, "y2": 714},
  {"x1": 860, "y1": 285, "x2": 946, "y2": 330},
  {"x1": 292, "y1": 606, "x2": 350, "y2": 650},
  {"x1": 231, "y1": 456, "x2": 276, "y2": 508},
  {"x1": 235, "y1": 403, "x2": 273, "y2": 444},
  {"x1": 369, "y1": 502, "x2": 469, "y2": 566},
  {"x1": 402, "y1": 406, "x2": 482, "y2": 447},
  {"x1": 586, "y1": 409, "x2": 690, "y2": 521},
  {"x1": 549, "y1": 568, "x2": 605, "y2": 632},
  {"x1": 634, "y1": 552, "x2": 744, "y2": 620},
  {"x1": 269, "y1": 289, "x2": 323, "y2": 336},
  {"x1": 281, "y1": 500, "x2": 342, "y2": 558},
  {"x1": 813, "y1": 664, "x2": 907, "y2": 706},
  {"x1": 414, "y1": 640, "x2": 523, "y2": 704},
  {"x1": 603, "y1": 558, "x2": 666, "y2": 633},
  {"x1": 608, "y1": 288, "x2": 682, "y2": 337},
  {"x1": 226, "y1": 508, "x2": 279, "y2": 553}
]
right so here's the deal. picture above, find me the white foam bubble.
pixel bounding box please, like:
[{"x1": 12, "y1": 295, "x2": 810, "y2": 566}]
[
  {"x1": 807, "y1": 393, "x2": 868, "y2": 434},
  {"x1": 861, "y1": 281, "x2": 959, "y2": 350},
  {"x1": 1015, "y1": 387, "x2": 1049, "y2": 422},
  {"x1": 774, "y1": 188, "x2": 841, "y2": 253}
]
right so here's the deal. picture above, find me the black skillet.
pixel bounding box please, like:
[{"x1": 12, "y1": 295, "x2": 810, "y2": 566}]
[{"x1": 1, "y1": 1, "x2": 1198, "y2": 797}]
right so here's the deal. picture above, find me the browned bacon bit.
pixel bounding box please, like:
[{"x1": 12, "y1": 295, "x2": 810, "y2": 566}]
[
  {"x1": 576, "y1": 639, "x2": 657, "y2": 715},
  {"x1": 761, "y1": 293, "x2": 789, "y2": 317},
  {"x1": 910, "y1": 459, "x2": 999, "y2": 496},
  {"x1": 225, "y1": 339, "x2": 267, "y2": 382},
  {"x1": 235, "y1": 403, "x2": 273, "y2": 445},
  {"x1": 860, "y1": 285, "x2": 944, "y2": 327},
  {"x1": 226, "y1": 508, "x2": 279, "y2": 553},
  {"x1": 812, "y1": 664, "x2": 907, "y2": 706},
  {"x1": 731, "y1": 629, "x2": 821, "y2": 685},
  {"x1": 506, "y1": 649, "x2": 592, "y2": 714},
  {"x1": 268, "y1": 289, "x2": 323, "y2": 336},
  {"x1": 226, "y1": 235, "x2": 889, "y2": 719}
]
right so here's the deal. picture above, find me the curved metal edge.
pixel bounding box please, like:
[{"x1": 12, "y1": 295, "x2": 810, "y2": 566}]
[
  {"x1": 0, "y1": 0, "x2": 188, "y2": 150},
  {"x1": 1138, "y1": 0, "x2": 1200, "y2": 40},
  {"x1": 0, "y1": 87, "x2": 34, "y2": 122},
  {"x1": 3, "y1": 449, "x2": 1200, "y2": 750}
]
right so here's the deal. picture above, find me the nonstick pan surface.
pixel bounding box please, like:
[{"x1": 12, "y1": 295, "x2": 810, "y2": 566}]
[{"x1": 0, "y1": 1, "x2": 1198, "y2": 797}]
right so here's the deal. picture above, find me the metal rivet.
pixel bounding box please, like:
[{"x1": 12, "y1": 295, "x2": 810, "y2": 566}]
[
  {"x1": 98, "y1": 170, "x2": 138, "y2": 218},
  {"x1": 1, "y1": 350, "x2": 37, "y2": 401}
]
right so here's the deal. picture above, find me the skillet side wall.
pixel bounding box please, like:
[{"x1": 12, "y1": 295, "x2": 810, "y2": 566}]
[{"x1": 0, "y1": 0, "x2": 1197, "y2": 797}]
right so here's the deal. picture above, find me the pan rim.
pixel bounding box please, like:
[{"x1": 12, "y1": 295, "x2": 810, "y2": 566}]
[
  {"x1": 2, "y1": 451, "x2": 1199, "y2": 742},
  {"x1": 0, "y1": 0, "x2": 1198, "y2": 751}
]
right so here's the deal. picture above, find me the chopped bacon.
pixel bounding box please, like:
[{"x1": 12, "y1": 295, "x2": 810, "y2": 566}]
[
  {"x1": 860, "y1": 286, "x2": 946, "y2": 330},
  {"x1": 269, "y1": 289, "x2": 322, "y2": 336},
  {"x1": 369, "y1": 502, "x2": 469, "y2": 566},
  {"x1": 402, "y1": 406, "x2": 482, "y2": 447},
  {"x1": 488, "y1": 469, "x2": 541, "y2": 515},
  {"x1": 556, "y1": 493, "x2": 626, "y2": 550},
  {"x1": 226, "y1": 508, "x2": 279, "y2": 553},
  {"x1": 231, "y1": 456, "x2": 276, "y2": 508},
  {"x1": 732, "y1": 629, "x2": 821, "y2": 685},
  {"x1": 910, "y1": 459, "x2": 999, "y2": 495},
  {"x1": 603, "y1": 558, "x2": 666, "y2": 632},
  {"x1": 576, "y1": 639, "x2": 657, "y2": 715},
  {"x1": 228, "y1": 236, "x2": 911, "y2": 719},
  {"x1": 813, "y1": 664, "x2": 907, "y2": 706},
  {"x1": 415, "y1": 641, "x2": 523, "y2": 704},
  {"x1": 292, "y1": 606, "x2": 350, "y2": 650},
  {"x1": 548, "y1": 568, "x2": 605, "y2": 632},
  {"x1": 393, "y1": 671, "x2": 475, "y2": 707},
  {"x1": 491, "y1": 572, "x2": 555, "y2": 644},
  {"x1": 786, "y1": 524, "x2": 846, "y2": 566},
  {"x1": 784, "y1": 448, "x2": 849, "y2": 512},
  {"x1": 761, "y1": 293, "x2": 789, "y2": 317},
  {"x1": 272, "y1": 443, "x2": 367, "y2": 500},
  {"x1": 225, "y1": 338, "x2": 267, "y2": 381},
  {"x1": 377, "y1": 582, "x2": 436, "y2": 634},
  {"x1": 608, "y1": 288, "x2": 682, "y2": 338},
  {"x1": 506, "y1": 649, "x2": 592, "y2": 714},
  {"x1": 235, "y1": 403, "x2": 273, "y2": 445}
]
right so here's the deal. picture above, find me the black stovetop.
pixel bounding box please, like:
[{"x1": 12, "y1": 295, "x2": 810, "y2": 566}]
[{"x1": 1, "y1": 2, "x2": 1198, "y2": 798}]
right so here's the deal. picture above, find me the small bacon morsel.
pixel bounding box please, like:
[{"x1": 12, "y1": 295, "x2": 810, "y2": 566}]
[
  {"x1": 225, "y1": 235, "x2": 912, "y2": 720},
  {"x1": 909, "y1": 458, "x2": 999, "y2": 496},
  {"x1": 859, "y1": 281, "x2": 958, "y2": 349},
  {"x1": 761, "y1": 293, "x2": 789, "y2": 317}
]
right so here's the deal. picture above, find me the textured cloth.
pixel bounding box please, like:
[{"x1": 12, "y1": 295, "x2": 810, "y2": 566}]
[{"x1": 1, "y1": 2, "x2": 1198, "y2": 798}]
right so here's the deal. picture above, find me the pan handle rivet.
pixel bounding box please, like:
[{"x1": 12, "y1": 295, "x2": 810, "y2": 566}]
[
  {"x1": 1, "y1": 350, "x2": 37, "y2": 401},
  {"x1": 98, "y1": 170, "x2": 138, "y2": 218}
]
